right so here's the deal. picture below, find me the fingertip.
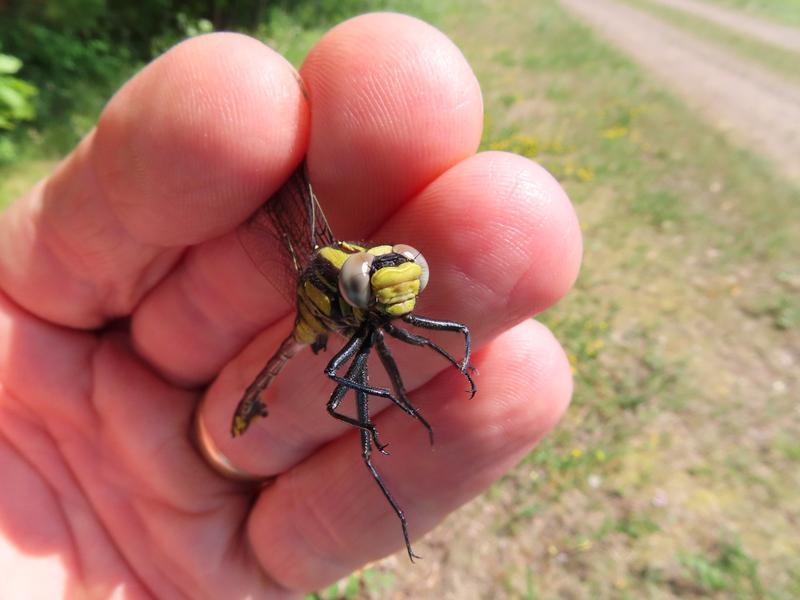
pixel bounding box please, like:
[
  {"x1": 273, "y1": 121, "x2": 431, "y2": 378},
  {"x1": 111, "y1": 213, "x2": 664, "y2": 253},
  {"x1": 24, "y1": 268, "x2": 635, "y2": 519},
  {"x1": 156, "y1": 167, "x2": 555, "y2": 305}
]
[
  {"x1": 383, "y1": 150, "x2": 582, "y2": 323},
  {"x1": 491, "y1": 318, "x2": 573, "y2": 440},
  {"x1": 300, "y1": 12, "x2": 484, "y2": 235},
  {"x1": 92, "y1": 32, "x2": 310, "y2": 245}
]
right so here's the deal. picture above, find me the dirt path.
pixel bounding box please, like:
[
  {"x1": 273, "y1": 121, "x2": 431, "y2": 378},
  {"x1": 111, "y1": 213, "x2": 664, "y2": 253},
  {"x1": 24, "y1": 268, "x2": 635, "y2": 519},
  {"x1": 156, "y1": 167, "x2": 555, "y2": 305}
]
[
  {"x1": 561, "y1": 0, "x2": 800, "y2": 182},
  {"x1": 654, "y1": 0, "x2": 800, "y2": 53}
]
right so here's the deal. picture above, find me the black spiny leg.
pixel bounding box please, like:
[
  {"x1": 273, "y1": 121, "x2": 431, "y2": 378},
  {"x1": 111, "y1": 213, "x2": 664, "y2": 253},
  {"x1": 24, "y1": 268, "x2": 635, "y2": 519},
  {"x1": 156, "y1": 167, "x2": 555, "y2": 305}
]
[
  {"x1": 402, "y1": 314, "x2": 473, "y2": 372},
  {"x1": 355, "y1": 346, "x2": 419, "y2": 561},
  {"x1": 325, "y1": 327, "x2": 405, "y2": 407},
  {"x1": 387, "y1": 319, "x2": 477, "y2": 398},
  {"x1": 375, "y1": 330, "x2": 435, "y2": 445},
  {"x1": 326, "y1": 329, "x2": 388, "y2": 452}
]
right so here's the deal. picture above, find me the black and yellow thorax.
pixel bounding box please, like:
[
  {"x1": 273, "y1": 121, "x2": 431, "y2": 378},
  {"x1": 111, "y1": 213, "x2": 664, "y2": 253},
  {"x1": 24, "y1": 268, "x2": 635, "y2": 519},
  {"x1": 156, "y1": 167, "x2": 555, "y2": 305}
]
[{"x1": 293, "y1": 241, "x2": 429, "y2": 347}]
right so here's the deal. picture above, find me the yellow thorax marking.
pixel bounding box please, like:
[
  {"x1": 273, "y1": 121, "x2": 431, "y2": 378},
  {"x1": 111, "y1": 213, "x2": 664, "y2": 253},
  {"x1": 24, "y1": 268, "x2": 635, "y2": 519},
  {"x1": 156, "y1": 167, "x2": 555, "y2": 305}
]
[
  {"x1": 303, "y1": 280, "x2": 332, "y2": 316},
  {"x1": 317, "y1": 246, "x2": 350, "y2": 270},
  {"x1": 317, "y1": 242, "x2": 365, "y2": 270},
  {"x1": 295, "y1": 317, "x2": 319, "y2": 344},
  {"x1": 298, "y1": 300, "x2": 326, "y2": 335},
  {"x1": 367, "y1": 244, "x2": 392, "y2": 256}
]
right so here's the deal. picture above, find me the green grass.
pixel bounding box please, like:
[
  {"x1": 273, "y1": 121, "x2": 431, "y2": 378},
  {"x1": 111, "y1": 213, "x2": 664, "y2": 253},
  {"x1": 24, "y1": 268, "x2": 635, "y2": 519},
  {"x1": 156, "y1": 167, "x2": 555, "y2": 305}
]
[
  {"x1": 305, "y1": 567, "x2": 395, "y2": 600},
  {"x1": 0, "y1": 158, "x2": 57, "y2": 208},
  {"x1": 678, "y1": 539, "x2": 765, "y2": 596},
  {"x1": 700, "y1": 0, "x2": 800, "y2": 27},
  {"x1": 626, "y1": 0, "x2": 800, "y2": 84}
]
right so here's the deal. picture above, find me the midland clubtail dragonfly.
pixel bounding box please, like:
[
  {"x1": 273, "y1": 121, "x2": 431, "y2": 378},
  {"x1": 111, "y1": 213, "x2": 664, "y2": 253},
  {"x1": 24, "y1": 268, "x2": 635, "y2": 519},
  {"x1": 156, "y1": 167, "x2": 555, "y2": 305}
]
[{"x1": 232, "y1": 162, "x2": 476, "y2": 560}]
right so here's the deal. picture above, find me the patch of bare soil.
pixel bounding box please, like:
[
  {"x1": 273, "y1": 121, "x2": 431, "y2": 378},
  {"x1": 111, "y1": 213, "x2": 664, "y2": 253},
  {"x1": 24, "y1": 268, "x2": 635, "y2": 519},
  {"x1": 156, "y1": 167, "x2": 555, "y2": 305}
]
[
  {"x1": 654, "y1": 0, "x2": 800, "y2": 53},
  {"x1": 561, "y1": 0, "x2": 800, "y2": 182}
]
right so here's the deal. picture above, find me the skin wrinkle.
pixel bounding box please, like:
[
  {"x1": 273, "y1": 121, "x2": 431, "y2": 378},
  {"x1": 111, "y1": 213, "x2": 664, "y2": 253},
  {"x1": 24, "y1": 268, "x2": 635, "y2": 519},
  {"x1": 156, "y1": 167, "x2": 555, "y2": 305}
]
[
  {"x1": 82, "y1": 344, "x2": 192, "y2": 600},
  {"x1": 486, "y1": 158, "x2": 577, "y2": 316},
  {"x1": 0, "y1": 387, "x2": 160, "y2": 599},
  {"x1": 80, "y1": 136, "x2": 186, "y2": 318},
  {"x1": 124, "y1": 247, "x2": 187, "y2": 324},
  {"x1": 363, "y1": 74, "x2": 403, "y2": 144},
  {"x1": 176, "y1": 254, "x2": 238, "y2": 338},
  {"x1": 86, "y1": 347, "x2": 168, "y2": 600},
  {"x1": 81, "y1": 339, "x2": 279, "y2": 599},
  {"x1": 272, "y1": 470, "x2": 352, "y2": 588},
  {"x1": 190, "y1": 238, "x2": 296, "y2": 335},
  {"x1": 0, "y1": 311, "x2": 97, "y2": 441},
  {"x1": 132, "y1": 497, "x2": 227, "y2": 599},
  {"x1": 0, "y1": 413, "x2": 85, "y2": 589},
  {"x1": 205, "y1": 37, "x2": 292, "y2": 143},
  {"x1": 6, "y1": 184, "x2": 107, "y2": 325},
  {"x1": 131, "y1": 487, "x2": 250, "y2": 595}
]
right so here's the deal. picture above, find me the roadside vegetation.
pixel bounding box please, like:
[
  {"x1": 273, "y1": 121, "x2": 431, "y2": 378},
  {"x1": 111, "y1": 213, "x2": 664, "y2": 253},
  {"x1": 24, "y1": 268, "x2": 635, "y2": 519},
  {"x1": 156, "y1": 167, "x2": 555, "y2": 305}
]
[
  {"x1": 2, "y1": 0, "x2": 798, "y2": 598},
  {"x1": 702, "y1": 0, "x2": 800, "y2": 27},
  {"x1": 625, "y1": 0, "x2": 800, "y2": 84}
]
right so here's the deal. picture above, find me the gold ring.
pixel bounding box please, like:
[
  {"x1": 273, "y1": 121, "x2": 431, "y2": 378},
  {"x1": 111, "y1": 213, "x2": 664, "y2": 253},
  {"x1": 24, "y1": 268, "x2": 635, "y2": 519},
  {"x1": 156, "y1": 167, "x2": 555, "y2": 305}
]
[{"x1": 192, "y1": 400, "x2": 275, "y2": 485}]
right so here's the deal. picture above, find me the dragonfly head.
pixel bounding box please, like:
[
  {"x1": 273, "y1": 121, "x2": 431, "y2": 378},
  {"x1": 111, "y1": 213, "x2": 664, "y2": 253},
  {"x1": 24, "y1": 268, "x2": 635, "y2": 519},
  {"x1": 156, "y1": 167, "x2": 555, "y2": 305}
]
[{"x1": 339, "y1": 244, "x2": 429, "y2": 317}]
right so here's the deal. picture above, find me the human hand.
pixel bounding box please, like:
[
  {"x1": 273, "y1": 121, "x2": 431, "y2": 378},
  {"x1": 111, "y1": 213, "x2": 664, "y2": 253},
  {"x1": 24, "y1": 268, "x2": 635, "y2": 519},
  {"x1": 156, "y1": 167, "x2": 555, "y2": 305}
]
[{"x1": 0, "y1": 14, "x2": 581, "y2": 598}]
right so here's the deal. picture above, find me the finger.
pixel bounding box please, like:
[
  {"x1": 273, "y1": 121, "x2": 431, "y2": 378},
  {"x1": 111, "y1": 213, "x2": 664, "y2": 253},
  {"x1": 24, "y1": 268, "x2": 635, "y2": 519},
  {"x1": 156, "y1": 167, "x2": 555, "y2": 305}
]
[
  {"x1": 302, "y1": 12, "x2": 484, "y2": 237},
  {"x1": 198, "y1": 150, "x2": 580, "y2": 477},
  {"x1": 249, "y1": 320, "x2": 572, "y2": 591},
  {"x1": 130, "y1": 13, "x2": 483, "y2": 383},
  {"x1": 0, "y1": 33, "x2": 308, "y2": 328}
]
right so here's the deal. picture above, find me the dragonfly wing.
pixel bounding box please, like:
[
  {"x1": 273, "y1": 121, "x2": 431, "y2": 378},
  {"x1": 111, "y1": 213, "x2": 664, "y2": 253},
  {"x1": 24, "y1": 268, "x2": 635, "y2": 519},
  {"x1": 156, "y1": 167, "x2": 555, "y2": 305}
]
[{"x1": 237, "y1": 161, "x2": 336, "y2": 305}]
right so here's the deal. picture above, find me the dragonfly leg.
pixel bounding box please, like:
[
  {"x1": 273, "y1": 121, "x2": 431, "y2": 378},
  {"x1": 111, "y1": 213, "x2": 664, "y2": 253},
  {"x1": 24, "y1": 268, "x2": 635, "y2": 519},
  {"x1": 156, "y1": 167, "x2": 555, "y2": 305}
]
[
  {"x1": 231, "y1": 335, "x2": 303, "y2": 437},
  {"x1": 374, "y1": 330, "x2": 435, "y2": 446},
  {"x1": 325, "y1": 328, "x2": 404, "y2": 408},
  {"x1": 402, "y1": 314, "x2": 473, "y2": 372},
  {"x1": 355, "y1": 351, "x2": 420, "y2": 561},
  {"x1": 326, "y1": 337, "x2": 388, "y2": 453},
  {"x1": 387, "y1": 319, "x2": 476, "y2": 398}
]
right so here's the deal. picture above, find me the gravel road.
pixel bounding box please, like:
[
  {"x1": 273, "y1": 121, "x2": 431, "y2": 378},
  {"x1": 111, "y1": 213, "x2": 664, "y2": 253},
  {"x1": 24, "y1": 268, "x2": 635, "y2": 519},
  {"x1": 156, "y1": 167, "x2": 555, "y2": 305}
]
[
  {"x1": 653, "y1": 0, "x2": 800, "y2": 53},
  {"x1": 561, "y1": 0, "x2": 800, "y2": 181}
]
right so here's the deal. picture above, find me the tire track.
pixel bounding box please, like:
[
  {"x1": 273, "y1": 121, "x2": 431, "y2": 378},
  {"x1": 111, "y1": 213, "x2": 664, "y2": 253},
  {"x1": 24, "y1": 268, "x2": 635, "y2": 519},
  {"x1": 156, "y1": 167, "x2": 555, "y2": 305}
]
[
  {"x1": 561, "y1": 0, "x2": 800, "y2": 181},
  {"x1": 653, "y1": 0, "x2": 800, "y2": 54}
]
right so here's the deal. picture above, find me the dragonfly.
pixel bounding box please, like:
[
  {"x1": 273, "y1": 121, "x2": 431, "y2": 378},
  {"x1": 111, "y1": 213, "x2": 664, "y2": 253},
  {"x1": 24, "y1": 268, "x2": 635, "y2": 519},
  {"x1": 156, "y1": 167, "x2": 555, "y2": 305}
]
[{"x1": 231, "y1": 161, "x2": 476, "y2": 561}]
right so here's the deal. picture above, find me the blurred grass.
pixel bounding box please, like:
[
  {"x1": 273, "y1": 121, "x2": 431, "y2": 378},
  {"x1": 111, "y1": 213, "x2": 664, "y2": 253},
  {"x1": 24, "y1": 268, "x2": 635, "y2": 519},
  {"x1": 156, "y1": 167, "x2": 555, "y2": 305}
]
[
  {"x1": 0, "y1": 158, "x2": 56, "y2": 208},
  {"x1": 700, "y1": 0, "x2": 800, "y2": 27},
  {"x1": 2, "y1": 0, "x2": 800, "y2": 598},
  {"x1": 626, "y1": 0, "x2": 800, "y2": 84}
]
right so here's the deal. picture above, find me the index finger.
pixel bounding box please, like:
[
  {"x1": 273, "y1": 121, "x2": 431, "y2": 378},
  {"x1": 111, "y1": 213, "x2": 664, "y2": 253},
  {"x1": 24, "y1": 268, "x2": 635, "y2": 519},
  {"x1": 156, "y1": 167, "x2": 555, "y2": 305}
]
[{"x1": 0, "y1": 33, "x2": 308, "y2": 328}]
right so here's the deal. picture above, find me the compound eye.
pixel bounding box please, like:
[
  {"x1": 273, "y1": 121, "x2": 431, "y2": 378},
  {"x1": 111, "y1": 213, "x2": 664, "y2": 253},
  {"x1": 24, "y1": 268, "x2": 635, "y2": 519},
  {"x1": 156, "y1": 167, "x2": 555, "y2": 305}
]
[
  {"x1": 339, "y1": 252, "x2": 375, "y2": 308},
  {"x1": 392, "y1": 244, "x2": 429, "y2": 291}
]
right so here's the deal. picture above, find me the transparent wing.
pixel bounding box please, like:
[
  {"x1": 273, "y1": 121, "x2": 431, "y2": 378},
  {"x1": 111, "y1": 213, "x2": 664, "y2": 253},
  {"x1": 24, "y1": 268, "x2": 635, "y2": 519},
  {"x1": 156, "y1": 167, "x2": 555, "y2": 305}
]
[{"x1": 237, "y1": 161, "x2": 336, "y2": 304}]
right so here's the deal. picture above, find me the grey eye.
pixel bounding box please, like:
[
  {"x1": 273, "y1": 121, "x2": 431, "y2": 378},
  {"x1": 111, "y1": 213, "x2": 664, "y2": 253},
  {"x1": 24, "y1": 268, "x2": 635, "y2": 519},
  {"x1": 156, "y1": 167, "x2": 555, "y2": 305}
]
[
  {"x1": 339, "y1": 252, "x2": 375, "y2": 308},
  {"x1": 392, "y1": 244, "x2": 429, "y2": 291}
]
